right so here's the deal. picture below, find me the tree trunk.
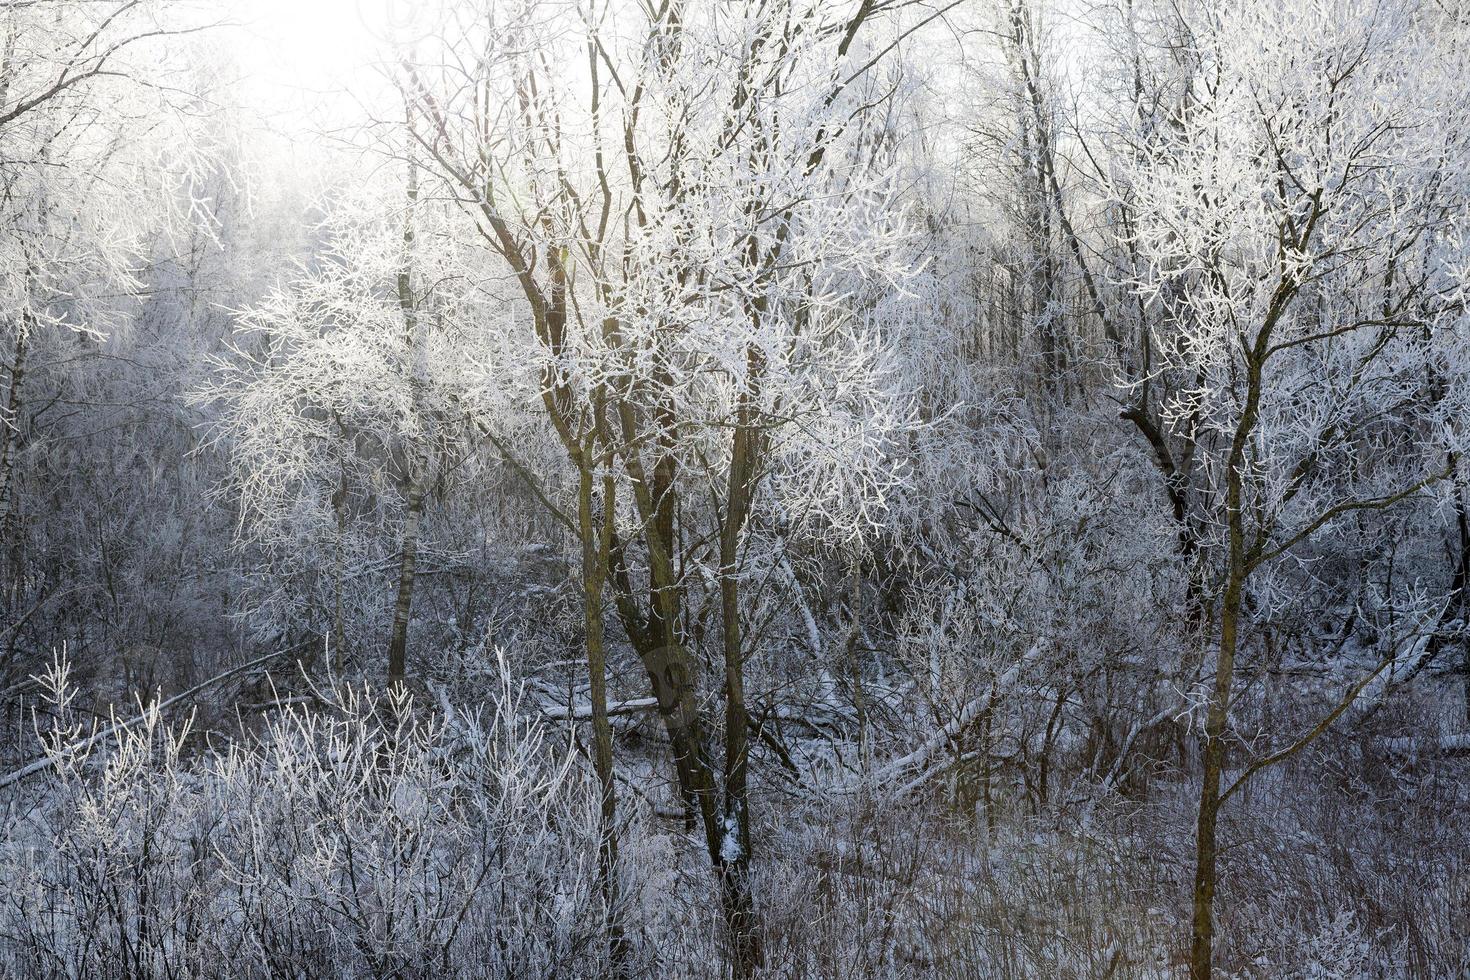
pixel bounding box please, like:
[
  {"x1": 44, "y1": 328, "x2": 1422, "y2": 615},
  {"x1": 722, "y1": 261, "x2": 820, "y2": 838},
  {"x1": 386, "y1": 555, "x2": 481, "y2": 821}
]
[
  {"x1": 0, "y1": 315, "x2": 29, "y2": 541},
  {"x1": 1453, "y1": 473, "x2": 1470, "y2": 725},
  {"x1": 715, "y1": 366, "x2": 764, "y2": 977},
  {"x1": 386, "y1": 485, "x2": 424, "y2": 691},
  {"x1": 332, "y1": 465, "x2": 347, "y2": 675},
  {"x1": 1189, "y1": 347, "x2": 1259, "y2": 980},
  {"x1": 610, "y1": 385, "x2": 719, "y2": 836},
  {"x1": 1189, "y1": 566, "x2": 1238, "y2": 980},
  {"x1": 580, "y1": 459, "x2": 628, "y2": 971},
  {"x1": 845, "y1": 560, "x2": 868, "y2": 763},
  {"x1": 1419, "y1": 460, "x2": 1470, "y2": 723},
  {"x1": 602, "y1": 457, "x2": 720, "y2": 844},
  {"x1": 387, "y1": 120, "x2": 424, "y2": 694},
  {"x1": 717, "y1": 552, "x2": 759, "y2": 978},
  {"x1": 641, "y1": 637, "x2": 719, "y2": 841}
]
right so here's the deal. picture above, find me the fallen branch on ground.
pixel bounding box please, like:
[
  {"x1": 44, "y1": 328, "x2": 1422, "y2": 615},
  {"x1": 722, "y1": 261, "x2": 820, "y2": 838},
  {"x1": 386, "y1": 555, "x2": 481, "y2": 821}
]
[
  {"x1": 1379, "y1": 734, "x2": 1470, "y2": 757},
  {"x1": 0, "y1": 643, "x2": 312, "y2": 791},
  {"x1": 840, "y1": 643, "x2": 1044, "y2": 795},
  {"x1": 537, "y1": 696, "x2": 659, "y2": 722}
]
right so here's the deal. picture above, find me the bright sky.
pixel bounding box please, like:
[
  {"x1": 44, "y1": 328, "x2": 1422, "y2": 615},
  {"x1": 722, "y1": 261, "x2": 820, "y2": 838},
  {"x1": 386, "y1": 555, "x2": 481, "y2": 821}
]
[
  {"x1": 224, "y1": 0, "x2": 413, "y2": 136},
  {"x1": 209, "y1": 0, "x2": 435, "y2": 198}
]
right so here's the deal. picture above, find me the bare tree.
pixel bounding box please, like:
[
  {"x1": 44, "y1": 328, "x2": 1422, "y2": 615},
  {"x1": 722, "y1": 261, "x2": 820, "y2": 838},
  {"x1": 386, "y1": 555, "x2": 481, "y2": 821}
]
[{"x1": 1112, "y1": 2, "x2": 1470, "y2": 972}]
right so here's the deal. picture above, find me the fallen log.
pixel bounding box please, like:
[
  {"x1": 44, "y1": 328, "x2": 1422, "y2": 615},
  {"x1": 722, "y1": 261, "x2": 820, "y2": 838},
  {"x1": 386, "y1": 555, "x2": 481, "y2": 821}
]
[
  {"x1": 1378, "y1": 734, "x2": 1470, "y2": 757},
  {"x1": 538, "y1": 696, "x2": 659, "y2": 722}
]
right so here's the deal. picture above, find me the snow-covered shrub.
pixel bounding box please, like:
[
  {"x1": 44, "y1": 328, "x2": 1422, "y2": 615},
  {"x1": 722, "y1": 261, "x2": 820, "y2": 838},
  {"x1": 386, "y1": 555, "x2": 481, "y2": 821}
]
[
  {"x1": 879, "y1": 409, "x2": 1189, "y2": 815},
  {"x1": 0, "y1": 656, "x2": 617, "y2": 978}
]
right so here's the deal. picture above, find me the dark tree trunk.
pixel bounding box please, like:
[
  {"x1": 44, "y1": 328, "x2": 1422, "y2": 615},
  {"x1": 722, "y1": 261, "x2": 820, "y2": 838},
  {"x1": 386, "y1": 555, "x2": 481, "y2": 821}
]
[
  {"x1": 580, "y1": 459, "x2": 628, "y2": 972},
  {"x1": 386, "y1": 485, "x2": 424, "y2": 691},
  {"x1": 715, "y1": 352, "x2": 764, "y2": 978}
]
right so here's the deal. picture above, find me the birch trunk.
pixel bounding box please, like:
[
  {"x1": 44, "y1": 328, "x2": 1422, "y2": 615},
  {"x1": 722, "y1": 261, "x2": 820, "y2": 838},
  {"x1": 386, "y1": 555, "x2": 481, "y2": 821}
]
[{"x1": 0, "y1": 311, "x2": 30, "y2": 541}]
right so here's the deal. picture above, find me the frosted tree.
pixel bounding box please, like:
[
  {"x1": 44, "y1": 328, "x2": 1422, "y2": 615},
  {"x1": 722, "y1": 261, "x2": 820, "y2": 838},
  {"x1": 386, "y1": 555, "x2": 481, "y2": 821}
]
[
  {"x1": 1110, "y1": 1, "x2": 1470, "y2": 973},
  {"x1": 392, "y1": 0, "x2": 941, "y2": 969},
  {"x1": 202, "y1": 169, "x2": 498, "y2": 687},
  {"x1": 0, "y1": 0, "x2": 217, "y2": 543}
]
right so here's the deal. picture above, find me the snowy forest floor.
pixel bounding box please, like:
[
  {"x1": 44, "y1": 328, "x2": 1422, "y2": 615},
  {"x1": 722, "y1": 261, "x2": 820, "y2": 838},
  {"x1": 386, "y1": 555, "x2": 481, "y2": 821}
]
[{"x1": 0, "y1": 662, "x2": 1464, "y2": 979}]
